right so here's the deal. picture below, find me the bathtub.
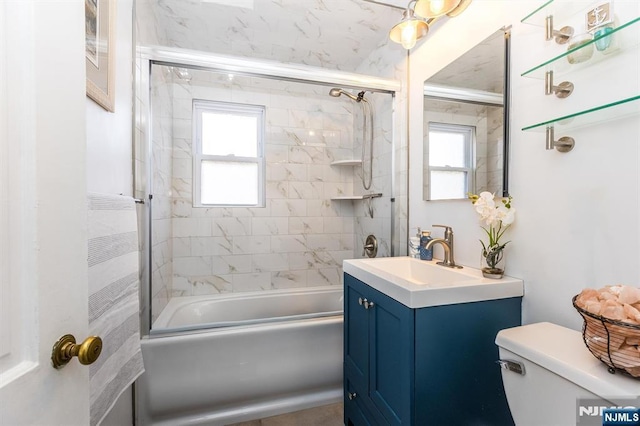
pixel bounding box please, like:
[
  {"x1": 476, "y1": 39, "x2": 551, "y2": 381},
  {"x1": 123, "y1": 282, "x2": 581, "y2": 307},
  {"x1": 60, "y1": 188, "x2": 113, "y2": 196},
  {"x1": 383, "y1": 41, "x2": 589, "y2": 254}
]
[{"x1": 137, "y1": 287, "x2": 344, "y2": 425}]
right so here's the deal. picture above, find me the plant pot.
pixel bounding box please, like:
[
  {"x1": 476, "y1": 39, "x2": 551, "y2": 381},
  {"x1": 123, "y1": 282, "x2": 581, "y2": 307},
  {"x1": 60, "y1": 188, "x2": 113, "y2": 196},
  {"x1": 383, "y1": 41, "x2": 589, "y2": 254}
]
[{"x1": 481, "y1": 246, "x2": 505, "y2": 279}]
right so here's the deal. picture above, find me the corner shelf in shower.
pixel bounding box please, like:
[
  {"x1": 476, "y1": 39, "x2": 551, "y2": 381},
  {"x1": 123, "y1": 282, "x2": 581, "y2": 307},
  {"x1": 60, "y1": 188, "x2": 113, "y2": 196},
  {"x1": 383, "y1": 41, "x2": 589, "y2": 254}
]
[
  {"x1": 330, "y1": 159, "x2": 363, "y2": 166},
  {"x1": 330, "y1": 193, "x2": 383, "y2": 201},
  {"x1": 521, "y1": 17, "x2": 640, "y2": 80}
]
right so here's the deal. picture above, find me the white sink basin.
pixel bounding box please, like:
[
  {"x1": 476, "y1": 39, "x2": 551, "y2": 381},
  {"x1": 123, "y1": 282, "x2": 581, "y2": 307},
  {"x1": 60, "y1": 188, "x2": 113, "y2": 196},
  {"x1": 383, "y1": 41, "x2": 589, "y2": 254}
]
[{"x1": 343, "y1": 257, "x2": 523, "y2": 308}]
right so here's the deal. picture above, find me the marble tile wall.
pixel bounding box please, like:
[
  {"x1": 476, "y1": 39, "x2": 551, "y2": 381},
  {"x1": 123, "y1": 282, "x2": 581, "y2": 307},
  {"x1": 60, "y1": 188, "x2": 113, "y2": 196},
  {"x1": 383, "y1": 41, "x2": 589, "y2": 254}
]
[
  {"x1": 486, "y1": 106, "x2": 504, "y2": 194},
  {"x1": 161, "y1": 69, "x2": 394, "y2": 297},
  {"x1": 353, "y1": 93, "x2": 393, "y2": 258},
  {"x1": 355, "y1": 39, "x2": 408, "y2": 257}
]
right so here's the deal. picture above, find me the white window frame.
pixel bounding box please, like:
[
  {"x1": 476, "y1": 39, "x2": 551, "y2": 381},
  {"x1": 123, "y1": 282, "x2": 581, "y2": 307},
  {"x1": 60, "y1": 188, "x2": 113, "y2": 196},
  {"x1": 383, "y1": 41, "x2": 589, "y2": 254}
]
[
  {"x1": 192, "y1": 99, "x2": 266, "y2": 207},
  {"x1": 427, "y1": 122, "x2": 475, "y2": 200}
]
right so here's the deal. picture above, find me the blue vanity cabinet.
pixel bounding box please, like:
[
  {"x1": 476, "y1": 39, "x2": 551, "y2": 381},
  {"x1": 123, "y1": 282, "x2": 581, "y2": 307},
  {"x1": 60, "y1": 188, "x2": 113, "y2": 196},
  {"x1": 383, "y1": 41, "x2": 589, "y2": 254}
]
[
  {"x1": 344, "y1": 273, "x2": 414, "y2": 426},
  {"x1": 344, "y1": 273, "x2": 521, "y2": 426}
]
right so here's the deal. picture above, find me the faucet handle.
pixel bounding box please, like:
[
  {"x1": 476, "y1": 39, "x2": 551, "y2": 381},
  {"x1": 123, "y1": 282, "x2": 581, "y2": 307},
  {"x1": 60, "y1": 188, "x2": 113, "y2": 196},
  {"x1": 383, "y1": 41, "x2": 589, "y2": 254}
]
[{"x1": 432, "y1": 225, "x2": 453, "y2": 238}]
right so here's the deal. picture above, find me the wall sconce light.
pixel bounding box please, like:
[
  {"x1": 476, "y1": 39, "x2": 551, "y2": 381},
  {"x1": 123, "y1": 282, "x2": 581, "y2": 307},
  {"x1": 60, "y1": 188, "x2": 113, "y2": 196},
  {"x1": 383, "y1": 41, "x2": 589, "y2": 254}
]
[
  {"x1": 389, "y1": 1, "x2": 429, "y2": 49},
  {"x1": 415, "y1": 0, "x2": 461, "y2": 18},
  {"x1": 389, "y1": 0, "x2": 473, "y2": 49}
]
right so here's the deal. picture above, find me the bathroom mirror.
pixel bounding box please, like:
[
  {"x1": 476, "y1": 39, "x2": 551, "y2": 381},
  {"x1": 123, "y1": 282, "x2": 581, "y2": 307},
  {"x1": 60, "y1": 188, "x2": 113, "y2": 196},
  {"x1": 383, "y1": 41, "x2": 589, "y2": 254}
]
[{"x1": 423, "y1": 28, "x2": 510, "y2": 201}]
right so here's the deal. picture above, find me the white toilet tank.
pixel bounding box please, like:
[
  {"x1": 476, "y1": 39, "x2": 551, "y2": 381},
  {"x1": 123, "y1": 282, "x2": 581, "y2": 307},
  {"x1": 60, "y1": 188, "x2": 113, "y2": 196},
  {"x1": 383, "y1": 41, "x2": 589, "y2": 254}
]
[{"x1": 495, "y1": 322, "x2": 639, "y2": 426}]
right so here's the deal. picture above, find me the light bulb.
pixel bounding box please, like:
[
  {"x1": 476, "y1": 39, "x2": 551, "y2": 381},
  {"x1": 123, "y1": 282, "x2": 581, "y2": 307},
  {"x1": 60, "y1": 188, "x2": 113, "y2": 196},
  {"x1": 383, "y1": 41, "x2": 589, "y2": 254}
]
[
  {"x1": 429, "y1": 0, "x2": 445, "y2": 14},
  {"x1": 401, "y1": 24, "x2": 417, "y2": 49},
  {"x1": 414, "y1": 0, "x2": 461, "y2": 18}
]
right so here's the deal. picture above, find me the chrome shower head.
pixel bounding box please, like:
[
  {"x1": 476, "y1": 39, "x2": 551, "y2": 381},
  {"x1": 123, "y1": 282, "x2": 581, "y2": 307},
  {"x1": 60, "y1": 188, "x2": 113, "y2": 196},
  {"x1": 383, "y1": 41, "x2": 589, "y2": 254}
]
[{"x1": 329, "y1": 88, "x2": 359, "y2": 101}]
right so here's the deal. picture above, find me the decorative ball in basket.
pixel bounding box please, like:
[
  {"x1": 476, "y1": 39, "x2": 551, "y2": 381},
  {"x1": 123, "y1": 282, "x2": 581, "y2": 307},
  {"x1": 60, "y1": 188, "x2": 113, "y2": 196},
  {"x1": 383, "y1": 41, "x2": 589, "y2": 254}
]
[{"x1": 573, "y1": 285, "x2": 640, "y2": 379}]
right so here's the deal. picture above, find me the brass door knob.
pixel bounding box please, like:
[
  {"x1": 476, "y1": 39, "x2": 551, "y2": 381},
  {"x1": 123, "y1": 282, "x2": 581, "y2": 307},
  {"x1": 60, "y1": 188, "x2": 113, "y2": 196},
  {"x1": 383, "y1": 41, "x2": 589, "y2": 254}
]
[{"x1": 51, "y1": 334, "x2": 102, "y2": 369}]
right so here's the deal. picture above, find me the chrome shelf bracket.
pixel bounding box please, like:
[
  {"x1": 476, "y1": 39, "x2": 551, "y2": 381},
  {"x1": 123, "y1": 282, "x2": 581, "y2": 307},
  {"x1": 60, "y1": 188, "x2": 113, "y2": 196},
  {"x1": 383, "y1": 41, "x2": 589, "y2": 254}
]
[
  {"x1": 545, "y1": 71, "x2": 574, "y2": 98},
  {"x1": 545, "y1": 15, "x2": 574, "y2": 44},
  {"x1": 546, "y1": 126, "x2": 575, "y2": 153}
]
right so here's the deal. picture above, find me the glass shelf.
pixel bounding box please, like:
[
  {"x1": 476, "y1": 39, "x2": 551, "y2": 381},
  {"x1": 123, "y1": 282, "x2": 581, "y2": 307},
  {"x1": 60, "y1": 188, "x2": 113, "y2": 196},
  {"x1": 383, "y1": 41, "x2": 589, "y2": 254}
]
[
  {"x1": 330, "y1": 159, "x2": 362, "y2": 166},
  {"x1": 522, "y1": 95, "x2": 640, "y2": 132},
  {"x1": 521, "y1": 0, "x2": 590, "y2": 27},
  {"x1": 522, "y1": 17, "x2": 640, "y2": 79}
]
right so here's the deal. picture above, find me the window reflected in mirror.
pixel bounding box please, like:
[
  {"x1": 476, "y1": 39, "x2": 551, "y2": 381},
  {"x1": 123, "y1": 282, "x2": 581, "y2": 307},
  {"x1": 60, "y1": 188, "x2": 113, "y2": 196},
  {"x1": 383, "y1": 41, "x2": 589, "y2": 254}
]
[{"x1": 427, "y1": 122, "x2": 474, "y2": 200}]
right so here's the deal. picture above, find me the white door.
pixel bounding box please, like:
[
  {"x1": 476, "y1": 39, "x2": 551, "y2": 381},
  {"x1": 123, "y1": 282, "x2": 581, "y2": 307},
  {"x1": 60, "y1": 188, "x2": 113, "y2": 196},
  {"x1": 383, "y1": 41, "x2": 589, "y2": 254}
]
[{"x1": 0, "y1": 0, "x2": 91, "y2": 424}]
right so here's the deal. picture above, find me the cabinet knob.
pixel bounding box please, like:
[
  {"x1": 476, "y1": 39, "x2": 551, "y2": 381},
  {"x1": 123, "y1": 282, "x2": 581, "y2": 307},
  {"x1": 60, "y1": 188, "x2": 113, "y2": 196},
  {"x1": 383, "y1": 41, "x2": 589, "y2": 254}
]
[
  {"x1": 347, "y1": 392, "x2": 357, "y2": 400},
  {"x1": 358, "y1": 297, "x2": 374, "y2": 309}
]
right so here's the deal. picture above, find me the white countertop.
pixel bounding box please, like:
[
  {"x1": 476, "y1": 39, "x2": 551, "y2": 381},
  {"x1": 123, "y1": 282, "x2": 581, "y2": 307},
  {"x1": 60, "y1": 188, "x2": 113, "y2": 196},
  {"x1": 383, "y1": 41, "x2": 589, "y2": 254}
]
[{"x1": 343, "y1": 257, "x2": 524, "y2": 309}]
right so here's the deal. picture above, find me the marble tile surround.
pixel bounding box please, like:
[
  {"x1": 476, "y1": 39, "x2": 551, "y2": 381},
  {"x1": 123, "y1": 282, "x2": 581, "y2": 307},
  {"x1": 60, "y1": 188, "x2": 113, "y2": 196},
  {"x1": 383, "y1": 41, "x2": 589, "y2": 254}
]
[{"x1": 148, "y1": 66, "x2": 393, "y2": 299}]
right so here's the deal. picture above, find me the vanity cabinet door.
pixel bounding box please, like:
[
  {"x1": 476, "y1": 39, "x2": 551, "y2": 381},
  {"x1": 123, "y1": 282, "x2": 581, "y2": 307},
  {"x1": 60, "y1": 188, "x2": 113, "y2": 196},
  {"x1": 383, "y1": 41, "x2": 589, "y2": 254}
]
[
  {"x1": 345, "y1": 274, "x2": 414, "y2": 426},
  {"x1": 368, "y1": 289, "x2": 414, "y2": 426},
  {"x1": 344, "y1": 274, "x2": 370, "y2": 394},
  {"x1": 345, "y1": 380, "x2": 376, "y2": 426}
]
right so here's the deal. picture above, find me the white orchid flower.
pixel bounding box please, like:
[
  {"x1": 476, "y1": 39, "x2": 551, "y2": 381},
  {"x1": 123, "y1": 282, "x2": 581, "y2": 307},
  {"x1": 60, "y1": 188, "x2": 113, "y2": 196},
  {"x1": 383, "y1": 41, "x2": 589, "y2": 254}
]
[
  {"x1": 469, "y1": 192, "x2": 515, "y2": 247},
  {"x1": 501, "y1": 206, "x2": 516, "y2": 225},
  {"x1": 469, "y1": 192, "x2": 515, "y2": 271}
]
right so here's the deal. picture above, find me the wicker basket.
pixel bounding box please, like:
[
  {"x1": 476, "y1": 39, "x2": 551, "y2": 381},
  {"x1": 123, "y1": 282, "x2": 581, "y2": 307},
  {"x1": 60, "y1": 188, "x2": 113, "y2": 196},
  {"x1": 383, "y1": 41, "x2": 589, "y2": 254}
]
[{"x1": 572, "y1": 295, "x2": 640, "y2": 379}]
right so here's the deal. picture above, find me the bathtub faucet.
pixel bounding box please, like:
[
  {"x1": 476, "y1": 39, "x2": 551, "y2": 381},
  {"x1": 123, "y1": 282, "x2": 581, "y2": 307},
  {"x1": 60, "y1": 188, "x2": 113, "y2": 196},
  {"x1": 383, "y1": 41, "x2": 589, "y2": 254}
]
[{"x1": 425, "y1": 225, "x2": 463, "y2": 269}]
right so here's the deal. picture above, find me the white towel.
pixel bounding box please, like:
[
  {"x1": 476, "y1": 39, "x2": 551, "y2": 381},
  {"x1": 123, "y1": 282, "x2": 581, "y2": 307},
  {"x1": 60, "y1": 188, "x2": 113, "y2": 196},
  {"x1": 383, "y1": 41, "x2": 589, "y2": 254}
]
[{"x1": 87, "y1": 193, "x2": 144, "y2": 426}]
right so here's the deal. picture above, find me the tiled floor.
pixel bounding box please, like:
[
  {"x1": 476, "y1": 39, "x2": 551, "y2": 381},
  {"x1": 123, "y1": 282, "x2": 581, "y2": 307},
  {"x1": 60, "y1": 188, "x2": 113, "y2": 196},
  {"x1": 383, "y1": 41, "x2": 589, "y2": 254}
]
[{"x1": 227, "y1": 403, "x2": 343, "y2": 426}]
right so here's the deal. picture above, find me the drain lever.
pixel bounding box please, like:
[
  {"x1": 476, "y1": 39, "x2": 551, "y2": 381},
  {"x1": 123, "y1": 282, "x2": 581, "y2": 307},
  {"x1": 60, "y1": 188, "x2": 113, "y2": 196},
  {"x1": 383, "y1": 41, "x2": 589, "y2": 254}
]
[{"x1": 497, "y1": 359, "x2": 526, "y2": 375}]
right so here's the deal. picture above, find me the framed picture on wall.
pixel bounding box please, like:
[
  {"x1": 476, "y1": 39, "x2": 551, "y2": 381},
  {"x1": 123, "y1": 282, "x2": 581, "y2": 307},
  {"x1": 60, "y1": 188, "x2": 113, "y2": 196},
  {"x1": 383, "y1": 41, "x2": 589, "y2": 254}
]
[{"x1": 85, "y1": 0, "x2": 116, "y2": 112}]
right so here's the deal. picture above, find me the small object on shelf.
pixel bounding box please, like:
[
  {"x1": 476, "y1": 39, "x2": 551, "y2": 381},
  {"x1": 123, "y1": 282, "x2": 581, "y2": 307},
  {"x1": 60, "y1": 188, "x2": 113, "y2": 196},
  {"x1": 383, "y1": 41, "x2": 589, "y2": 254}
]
[
  {"x1": 586, "y1": 2, "x2": 616, "y2": 53},
  {"x1": 594, "y1": 25, "x2": 615, "y2": 51},
  {"x1": 419, "y1": 231, "x2": 433, "y2": 261},
  {"x1": 521, "y1": 17, "x2": 639, "y2": 80},
  {"x1": 586, "y1": 2, "x2": 613, "y2": 32},
  {"x1": 567, "y1": 33, "x2": 594, "y2": 64}
]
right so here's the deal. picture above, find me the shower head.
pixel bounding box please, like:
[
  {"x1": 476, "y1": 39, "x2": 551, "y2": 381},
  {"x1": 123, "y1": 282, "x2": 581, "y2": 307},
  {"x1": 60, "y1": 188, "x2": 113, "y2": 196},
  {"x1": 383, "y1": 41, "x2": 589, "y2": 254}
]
[{"x1": 329, "y1": 88, "x2": 360, "y2": 102}]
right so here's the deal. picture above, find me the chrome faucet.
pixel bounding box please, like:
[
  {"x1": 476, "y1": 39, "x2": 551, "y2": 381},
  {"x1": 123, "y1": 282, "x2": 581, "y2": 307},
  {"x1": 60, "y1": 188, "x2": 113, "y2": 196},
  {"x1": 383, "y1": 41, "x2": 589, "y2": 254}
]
[{"x1": 425, "y1": 225, "x2": 463, "y2": 269}]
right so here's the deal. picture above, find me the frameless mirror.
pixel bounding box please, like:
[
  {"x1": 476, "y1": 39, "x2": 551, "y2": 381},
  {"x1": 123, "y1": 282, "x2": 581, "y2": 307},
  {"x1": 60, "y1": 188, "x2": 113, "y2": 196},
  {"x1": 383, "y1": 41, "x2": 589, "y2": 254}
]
[{"x1": 423, "y1": 27, "x2": 510, "y2": 201}]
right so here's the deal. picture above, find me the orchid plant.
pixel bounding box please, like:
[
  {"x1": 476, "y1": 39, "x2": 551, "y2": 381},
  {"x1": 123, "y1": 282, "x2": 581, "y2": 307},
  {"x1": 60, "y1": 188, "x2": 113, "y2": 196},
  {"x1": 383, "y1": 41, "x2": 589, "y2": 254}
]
[{"x1": 468, "y1": 191, "x2": 516, "y2": 272}]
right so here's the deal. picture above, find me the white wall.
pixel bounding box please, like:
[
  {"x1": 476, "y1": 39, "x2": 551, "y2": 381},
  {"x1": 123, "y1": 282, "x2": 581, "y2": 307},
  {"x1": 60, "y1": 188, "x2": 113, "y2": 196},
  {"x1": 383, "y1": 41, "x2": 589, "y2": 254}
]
[
  {"x1": 409, "y1": 0, "x2": 640, "y2": 329},
  {"x1": 86, "y1": 0, "x2": 134, "y2": 195}
]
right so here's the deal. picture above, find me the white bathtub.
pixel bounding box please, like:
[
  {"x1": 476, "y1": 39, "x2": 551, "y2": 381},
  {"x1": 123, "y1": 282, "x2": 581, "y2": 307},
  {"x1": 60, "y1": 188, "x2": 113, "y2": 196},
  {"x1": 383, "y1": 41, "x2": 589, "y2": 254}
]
[{"x1": 137, "y1": 287, "x2": 344, "y2": 425}]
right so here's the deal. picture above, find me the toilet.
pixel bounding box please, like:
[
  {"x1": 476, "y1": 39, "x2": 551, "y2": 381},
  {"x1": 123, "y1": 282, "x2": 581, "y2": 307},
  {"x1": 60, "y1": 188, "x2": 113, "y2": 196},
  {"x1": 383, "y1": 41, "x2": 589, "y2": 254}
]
[{"x1": 495, "y1": 322, "x2": 639, "y2": 426}]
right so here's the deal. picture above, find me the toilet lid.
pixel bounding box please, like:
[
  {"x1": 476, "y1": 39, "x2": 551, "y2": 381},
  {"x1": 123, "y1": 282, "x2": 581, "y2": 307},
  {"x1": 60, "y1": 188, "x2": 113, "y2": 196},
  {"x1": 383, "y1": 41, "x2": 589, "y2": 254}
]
[{"x1": 496, "y1": 322, "x2": 640, "y2": 400}]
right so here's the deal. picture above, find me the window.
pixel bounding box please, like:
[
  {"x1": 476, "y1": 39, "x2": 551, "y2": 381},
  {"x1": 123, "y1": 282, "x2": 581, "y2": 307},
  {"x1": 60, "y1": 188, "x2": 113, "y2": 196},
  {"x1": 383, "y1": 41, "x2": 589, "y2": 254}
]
[
  {"x1": 427, "y1": 122, "x2": 474, "y2": 200},
  {"x1": 193, "y1": 100, "x2": 265, "y2": 207}
]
